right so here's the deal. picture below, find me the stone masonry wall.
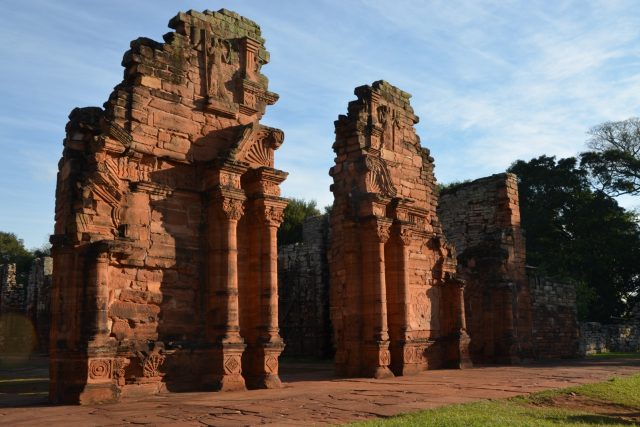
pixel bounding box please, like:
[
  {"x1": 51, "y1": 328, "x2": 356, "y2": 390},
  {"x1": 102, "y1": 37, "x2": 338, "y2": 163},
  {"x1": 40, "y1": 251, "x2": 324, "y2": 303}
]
[
  {"x1": 278, "y1": 215, "x2": 331, "y2": 358},
  {"x1": 580, "y1": 307, "x2": 640, "y2": 354},
  {"x1": 50, "y1": 9, "x2": 289, "y2": 404},
  {"x1": 26, "y1": 257, "x2": 53, "y2": 353},
  {"x1": 329, "y1": 81, "x2": 470, "y2": 378},
  {"x1": 528, "y1": 272, "x2": 580, "y2": 358},
  {"x1": 438, "y1": 173, "x2": 533, "y2": 364},
  {"x1": 1, "y1": 263, "x2": 24, "y2": 313}
]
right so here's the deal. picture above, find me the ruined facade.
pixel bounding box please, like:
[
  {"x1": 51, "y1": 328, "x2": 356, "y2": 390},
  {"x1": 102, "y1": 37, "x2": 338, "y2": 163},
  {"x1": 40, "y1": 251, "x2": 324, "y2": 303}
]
[
  {"x1": 329, "y1": 81, "x2": 471, "y2": 378},
  {"x1": 50, "y1": 10, "x2": 288, "y2": 404},
  {"x1": 278, "y1": 215, "x2": 332, "y2": 358},
  {"x1": 438, "y1": 174, "x2": 534, "y2": 363}
]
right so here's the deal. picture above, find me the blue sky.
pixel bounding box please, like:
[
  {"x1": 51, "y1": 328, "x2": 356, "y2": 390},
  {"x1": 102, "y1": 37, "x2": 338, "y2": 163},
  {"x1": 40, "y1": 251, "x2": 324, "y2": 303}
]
[{"x1": 1, "y1": 0, "x2": 639, "y2": 249}]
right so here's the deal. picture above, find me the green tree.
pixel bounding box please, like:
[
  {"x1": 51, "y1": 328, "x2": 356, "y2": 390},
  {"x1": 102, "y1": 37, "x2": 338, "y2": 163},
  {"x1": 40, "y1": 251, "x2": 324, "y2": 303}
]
[
  {"x1": 277, "y1": 198, "x2": 321, "y2": 246},
  {"x1": 0, "y1": 232, "x2": 35, "y2": 285},
  {"x1": 580, "y1": 117, "x2": 640, "y2": 196},
  {"x1": 508, "y1": 156, "x2": 640, "y2": 321}
]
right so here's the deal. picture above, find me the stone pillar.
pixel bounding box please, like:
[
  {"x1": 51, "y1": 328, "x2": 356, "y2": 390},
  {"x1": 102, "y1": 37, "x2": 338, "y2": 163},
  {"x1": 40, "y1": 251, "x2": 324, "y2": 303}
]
[
  {"x1": 442, "y1": 278, "x2": 472, "y2": 369},
  {"x1": 390, "y1": 226, "x2": 420, "y2": 376},
  {"x1": 207, "y1": 192, "x2": 247, "y2": 391},
  {"x1": 244, "y1": 200, "x2": 286, "y2": 389},
  {"x1": 361, "y1": 217, "x2": 394, "y2": 379}
]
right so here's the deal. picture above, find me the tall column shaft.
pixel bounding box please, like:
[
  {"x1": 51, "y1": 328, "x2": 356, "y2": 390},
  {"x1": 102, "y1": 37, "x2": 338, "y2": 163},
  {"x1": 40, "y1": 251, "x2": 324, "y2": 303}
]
[
  {"x1": 243, "y1": 201, "x2": 286, "y2": 389},
  {"x1": 207, "y1": 193, "x2": 246, "y2": 392},
  {"x1": 361, "y1": 217, "x2": 393, "y2": 379}
]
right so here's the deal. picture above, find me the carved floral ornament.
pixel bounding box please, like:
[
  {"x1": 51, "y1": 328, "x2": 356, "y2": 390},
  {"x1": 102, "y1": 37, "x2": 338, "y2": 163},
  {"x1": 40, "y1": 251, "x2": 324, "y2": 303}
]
[
  {"x1": 262, "y1": 205, "x2": 285, "y2": 227},
  {"x1": 375, "y1": 221, "x2": 392, "y2": 243},
  {"x1": 399, "y1": 227, "x2": 413, "y2": 246},
  {"x1": 220, "y1": 198, "x2": 245, "y2": 220},
  {"x1": 88, "y1": 358, "x2": 112, "y2": 381}
]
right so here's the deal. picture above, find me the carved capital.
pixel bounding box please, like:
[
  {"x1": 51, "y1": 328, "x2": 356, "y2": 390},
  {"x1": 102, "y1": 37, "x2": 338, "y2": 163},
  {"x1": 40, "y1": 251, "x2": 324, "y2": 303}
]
[
  {"x1": 376, "y1": 221, "x2": 391, "y2": 243},
  {"x1": 261, "y1": 205, "x2": 285, "y2": 227},
  {"x1": 399, "y1": 227, "x2": 413, "y2": 246},
  {"x1": 220, "y1": 198, "x2": 245, "y2": 221}
]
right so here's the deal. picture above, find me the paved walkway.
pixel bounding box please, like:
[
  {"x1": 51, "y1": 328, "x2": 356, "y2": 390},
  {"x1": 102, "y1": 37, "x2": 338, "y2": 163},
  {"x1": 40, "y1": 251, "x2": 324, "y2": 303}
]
[{"x1": 1, "y1": 357, "x2": 640, "y2": 426}]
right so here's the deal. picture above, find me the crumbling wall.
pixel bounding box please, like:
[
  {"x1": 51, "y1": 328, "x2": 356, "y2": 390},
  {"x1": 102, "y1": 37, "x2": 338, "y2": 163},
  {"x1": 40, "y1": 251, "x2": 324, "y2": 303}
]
[
  {"x1": 329, "y1": 81, "x2": 470, "y2": 378},
  {"x1": 278, "y1": 215, "x2": 331, "y2": 358},
  {"x1": 580, "y1": 307, "x2": 640, "y2": 354},
  {"x1": 50, "y1": 9, "x2": 288, "y2": 404},
  {"x1": 26, "y1": 257, "x2": 53, "y2": 353},
  {"x1": 438, "y1": 173, "x2": 533, "y2": 363},
  {"x1": 1, "y1": 263, "x2": 24, "y2": 313},
  {"x1": 528, "y1": 272, "x2": 580, "y2": 358},
  {"x1": 0, "y1": 263, "x2": 35, "y2": 358}
]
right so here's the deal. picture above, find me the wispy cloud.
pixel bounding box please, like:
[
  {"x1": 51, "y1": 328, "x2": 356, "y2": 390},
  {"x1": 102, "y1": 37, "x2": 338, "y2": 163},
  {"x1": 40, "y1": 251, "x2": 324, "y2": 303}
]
[{"x1": 1, "y1": 0, "x2": 639, "y2": 246}]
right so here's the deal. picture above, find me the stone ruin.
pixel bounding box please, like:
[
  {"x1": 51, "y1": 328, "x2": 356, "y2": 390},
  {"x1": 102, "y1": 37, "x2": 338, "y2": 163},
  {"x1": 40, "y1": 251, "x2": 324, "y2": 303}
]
[
  {"x1": 27, "y1": 257, "x2": 53, "y2": 353},
  {"x1": 438, "y1": 174, "x2": 579, "y2": 362},
  {"x1": 48, "y1": 8, "x2": 585, "y2": 405},
  {"x1": 438, "y1": 174, "x2": 533, "y2": 363},
  {"x1": 0, "y1": 258, "x2": 52, "y2": 357},
  {"x1": 329, "y1": 81, "x2": 471, "y2": 377},
  {"x1": 279, "y1": 172, "x2": 581, "y2": 365},
  {"x1": 50, "y1": 10, "x2": 289, "y2": 403}
]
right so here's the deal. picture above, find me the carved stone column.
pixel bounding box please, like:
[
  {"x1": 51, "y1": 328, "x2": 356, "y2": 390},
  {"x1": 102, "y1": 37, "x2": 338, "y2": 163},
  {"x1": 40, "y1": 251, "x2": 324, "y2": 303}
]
[
  {"x1": 244, "y1": 199, "x2": 286, "y2": 389},
  {"x1": 361, "y1": 217, "x2": 394, "y2": 378},
  {"x1": 390, "y1": 226, "x2": 421, "y2": 376},
  {"x1": 207, "y1": 190, "x2": 247, "y2": 391},
  {"x1": 240, "y1": 167, "x2": 287, "y2": 389},
  {"x1": 443, "y1": 277, "x2": 472, "y2": 369}
]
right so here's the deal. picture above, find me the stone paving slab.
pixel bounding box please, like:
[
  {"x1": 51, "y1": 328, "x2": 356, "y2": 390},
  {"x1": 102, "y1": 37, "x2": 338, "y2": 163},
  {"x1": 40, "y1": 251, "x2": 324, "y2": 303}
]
[{"x1": 1, "y1": 357, "x2": 639, "y2": 426}]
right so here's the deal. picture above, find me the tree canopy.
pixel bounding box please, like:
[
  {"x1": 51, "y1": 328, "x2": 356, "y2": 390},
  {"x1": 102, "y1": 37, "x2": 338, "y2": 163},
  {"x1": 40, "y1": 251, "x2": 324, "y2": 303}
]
[
  {"x1": 580, "y1": 117, "x2": 640, "y2": 196},
  {"x1": 277, "y1": 198, "x2": 321, "y2": 246},
  {"x1": 509, "y1": 156, "x2": 640, "y2": 321},
  {"x1": 0, "y1": 231, "x2": 36, "y2": 285}
]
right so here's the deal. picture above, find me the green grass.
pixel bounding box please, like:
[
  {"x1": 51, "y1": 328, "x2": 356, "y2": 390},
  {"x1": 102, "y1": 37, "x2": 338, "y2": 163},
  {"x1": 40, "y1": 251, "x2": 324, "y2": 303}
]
[
  {"x1": 586, "y1": 352, "x2": 640, "y2": 360},
  {"x1": 351, "y1": 374, "x2": 640, "y2": 427}
]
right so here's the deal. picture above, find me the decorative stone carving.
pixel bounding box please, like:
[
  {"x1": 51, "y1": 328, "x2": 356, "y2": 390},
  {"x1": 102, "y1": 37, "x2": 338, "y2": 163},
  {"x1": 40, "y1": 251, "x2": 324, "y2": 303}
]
[
  {"x1": 50, "y1": 9, "x2": 288, "y2": 404},
  {"x1": 263, "y1": 206, "x2": 285, "y2": 227},
  {"x1": 88, "y1": 359, "x2": 112, "y2": 382},
  {"x1": 113, "y1": 357, "x2": 130, "y2": 386},
  {"x1": 365, "y1": 156, "x2": 397, "y2": 197},
  {"x1": 223, "y1": 355, "x2": 241, "y2": 374},
  {"x1": 399, "y1": 228, "x2": 412, "y2": 246},
  {"x1": 376, "y1": 221, "x2": 391, "y2": 243},
  {"x1": 330, "y1": 81, "x2": 470, "y2": 379},
  {"x1": 221, "y1": 198, "x2": 245, "y2": 221}
]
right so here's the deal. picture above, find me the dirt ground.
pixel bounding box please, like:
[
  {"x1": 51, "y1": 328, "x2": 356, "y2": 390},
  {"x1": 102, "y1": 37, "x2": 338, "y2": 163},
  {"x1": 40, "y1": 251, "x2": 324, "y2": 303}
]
[{"x1": 1, "y1": 356, "x2": 639, "y2": 426}]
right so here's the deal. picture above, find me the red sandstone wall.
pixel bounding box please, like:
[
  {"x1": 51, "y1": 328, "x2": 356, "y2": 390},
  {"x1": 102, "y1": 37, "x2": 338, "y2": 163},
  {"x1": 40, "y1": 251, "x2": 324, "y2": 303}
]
[
  {"x1": 50, "y1": 9, "x2": 288, "y2": 403},
  {"x1": 329, "y1": 81, "x2": 470, "y2": 378},
  {"x1": 438, "y1": 173, "x2": 533, "y2": 363}
]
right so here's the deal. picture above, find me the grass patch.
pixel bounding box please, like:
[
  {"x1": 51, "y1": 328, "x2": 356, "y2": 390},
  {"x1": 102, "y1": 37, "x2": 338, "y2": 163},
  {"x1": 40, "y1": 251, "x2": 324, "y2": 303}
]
[
  {"x1": 586, "y1": 352, "x2": 640, "y2": 360},
  {"x1": 351, "y1": 374, "x2": 640, "y2": 426}
]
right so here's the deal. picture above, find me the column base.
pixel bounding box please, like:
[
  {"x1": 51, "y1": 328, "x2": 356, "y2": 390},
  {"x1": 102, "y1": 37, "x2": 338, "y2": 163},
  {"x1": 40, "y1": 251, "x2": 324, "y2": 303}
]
[
  {"x1": 442, "y1": 331, "x2": 472, "y2": 369},
  {"x1": 243, "y1": 341, "x2": 284, "y2": 389},
  {"x1": 203, "y1": 343, "x2": 247, "y2": 392},
  {"x1": 390, "y1": 341, "x2": 428, "y2": 376},
  {"x1": 362, "y1": 342, "x2": 394, "y2": 379}
]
